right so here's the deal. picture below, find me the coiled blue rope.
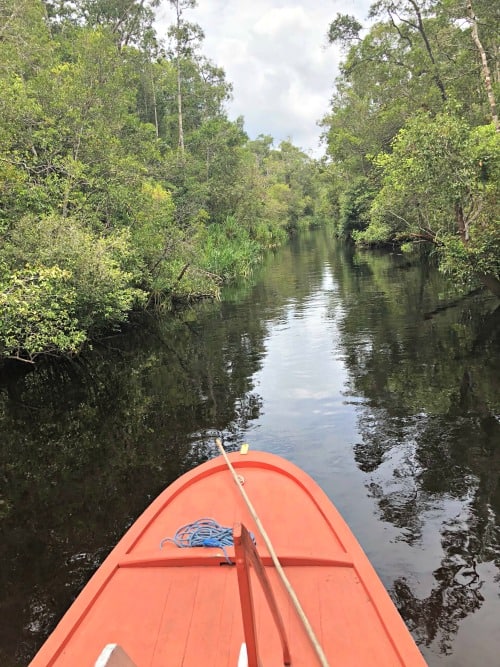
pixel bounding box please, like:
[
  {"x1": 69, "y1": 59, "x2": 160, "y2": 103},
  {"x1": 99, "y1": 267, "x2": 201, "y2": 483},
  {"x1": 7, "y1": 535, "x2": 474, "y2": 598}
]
[{"x1": 160, "y1": 518, "x2": 255, "y2": 565}]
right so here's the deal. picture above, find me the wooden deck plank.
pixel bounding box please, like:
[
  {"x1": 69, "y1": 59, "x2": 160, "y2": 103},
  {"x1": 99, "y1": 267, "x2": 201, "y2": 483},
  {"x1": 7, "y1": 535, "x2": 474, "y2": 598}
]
[
  {"x1": 150, "y1": 569, "x2": 201, "y2": 666},
  {"x1": 180, "y1": 569, "x2": 238, "y2": 667}
]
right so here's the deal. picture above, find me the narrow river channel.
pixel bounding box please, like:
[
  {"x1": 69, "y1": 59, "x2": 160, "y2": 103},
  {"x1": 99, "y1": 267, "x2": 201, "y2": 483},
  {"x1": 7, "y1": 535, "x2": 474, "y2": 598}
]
[{"x1": 1, "y1": 230, "x2": 499, "y2": 666}]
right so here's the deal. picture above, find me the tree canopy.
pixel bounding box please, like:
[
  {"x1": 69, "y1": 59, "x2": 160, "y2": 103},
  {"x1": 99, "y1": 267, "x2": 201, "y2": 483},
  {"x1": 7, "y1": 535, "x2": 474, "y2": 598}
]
[
  {"x1": 322, "y1": 0, "x2": 500, "y2": 297},
  {"x1": 0, "y1": 0, "x2": 331, "y2": 362}
]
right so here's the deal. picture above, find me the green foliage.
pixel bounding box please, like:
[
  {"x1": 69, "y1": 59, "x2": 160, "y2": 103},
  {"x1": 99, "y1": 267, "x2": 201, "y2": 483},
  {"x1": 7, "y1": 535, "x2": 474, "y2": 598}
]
[
  {"x1": 4, "y1": 214, "x2": 144, "y2": 333},
  {"x1": 0, "y1": 0, "x2": 53, "y2": 77},
  {"x1": 129, "y1": 181, "x2": 179, "y2": 287},
  {"x1": 255, "y1": 141, "x2": 325, "y2": 237},
  {"x1": 327, "y1": 14, "x2": 362, "y2": 49},
  {"x1": 352, "y1": 221, "x2": 393, "y2": 246},
  {"x1": 0, "y1": 0, "x2": 331, "y2": 362},
  {"x1": 71, "y1": 0, "x2": 160, "y2": 50},
  {"x1": 439, "y1": 219, "x2": 500, "y2": 287},
  {"x1": 337, "y1": 177, "x2": 376, "y2": 238},
  {"x1": 322, "y1": 0, "x2": 500, "y2": 296},
  {"x1": 438, "y1": 123, "x2": 500, "y2": 286},
  {"x1": 0, "y1": 266, "x2": 86, "y2": 360},
  {"x1": 366, "y1": 112, "x2": 474, "y2": 237},
  {"x1": 359, "y1": 113, "x2": 499, "y2": 289},
  {"x1": 202, "y1": 217, "x2": 261, "y2": 282}
]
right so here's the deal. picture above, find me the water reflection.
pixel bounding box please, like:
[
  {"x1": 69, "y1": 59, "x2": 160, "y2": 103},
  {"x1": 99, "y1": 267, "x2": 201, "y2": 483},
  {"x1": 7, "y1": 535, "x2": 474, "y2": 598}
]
[
  {"x1": 0, "y1": 303, "x2": 267, "y2": 666},
  {"x1": 327, "y1": 244, "x2": 500, "y2": 660},
  {"x1": 0, "y1": 234, "x2": 334, "y2": 665},
  {"x1": 1, "y1": 231, "x2": 499, "y2": 666}
]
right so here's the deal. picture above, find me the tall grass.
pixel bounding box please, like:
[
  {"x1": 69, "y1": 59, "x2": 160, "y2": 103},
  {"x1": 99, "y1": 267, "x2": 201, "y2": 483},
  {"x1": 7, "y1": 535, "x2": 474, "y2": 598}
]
[{"x1": 202, "y1": 217, "x2": 262, "y2": 283}]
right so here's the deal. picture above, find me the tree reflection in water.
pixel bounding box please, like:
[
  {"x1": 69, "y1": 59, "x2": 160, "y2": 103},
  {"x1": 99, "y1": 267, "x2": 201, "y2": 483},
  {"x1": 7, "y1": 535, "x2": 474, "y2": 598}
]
[
  {"x1": 0, "y1": 304, "x2": 266, "y2": 667},
  {"x1": 2, "y1": 233, "x2": 499, "y2": 666},
  {"x1": 329, "y1": 244, "x2": 500, "y2": 657}
]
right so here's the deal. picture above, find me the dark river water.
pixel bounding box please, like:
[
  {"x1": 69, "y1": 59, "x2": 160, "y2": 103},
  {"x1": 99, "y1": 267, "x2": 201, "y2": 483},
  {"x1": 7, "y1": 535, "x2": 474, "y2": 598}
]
[{"x1": 1, "y1": 230, "x2": 499, "y2": 666}]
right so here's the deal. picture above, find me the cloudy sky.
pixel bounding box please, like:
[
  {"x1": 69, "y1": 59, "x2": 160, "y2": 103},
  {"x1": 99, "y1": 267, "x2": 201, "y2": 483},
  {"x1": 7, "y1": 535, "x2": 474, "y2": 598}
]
[{"x1": 156, "y1": 1, "x2": 372, "y2": 156}]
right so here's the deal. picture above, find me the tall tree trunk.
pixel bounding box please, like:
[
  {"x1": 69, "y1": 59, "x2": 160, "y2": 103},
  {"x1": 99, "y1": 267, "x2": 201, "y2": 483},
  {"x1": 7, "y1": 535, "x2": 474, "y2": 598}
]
[
  {"x1": 176, "y1": 54, "x2": 184, "y2": 152},
  {"x1": 174, "y1": 1, "x2": 185, "y2": 153},
  {"x1": 407, "y1": 0, "x2": 447, "y2": 102},
  {"x1": 150, "y1": 63, "x2": 159, "y2": 139},
  {"x1": 466, "y1": 0, "x2": 499, "y2": 132}
]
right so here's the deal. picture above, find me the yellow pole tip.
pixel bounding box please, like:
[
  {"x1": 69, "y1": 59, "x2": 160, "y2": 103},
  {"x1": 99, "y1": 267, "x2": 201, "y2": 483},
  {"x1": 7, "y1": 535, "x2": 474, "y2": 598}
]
[{"x1": 240, "y1": 443, "x2": 250, "y2": 455}]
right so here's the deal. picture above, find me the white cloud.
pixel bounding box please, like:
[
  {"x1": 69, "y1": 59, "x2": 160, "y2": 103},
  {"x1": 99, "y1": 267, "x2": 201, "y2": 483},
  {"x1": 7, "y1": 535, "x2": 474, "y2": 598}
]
[
  {"x1": 253, "y1": 6, "x2": 310, "y2": 36},
  {"x1": 156, "y1": 0, "x2": 372, "y2": 156}
]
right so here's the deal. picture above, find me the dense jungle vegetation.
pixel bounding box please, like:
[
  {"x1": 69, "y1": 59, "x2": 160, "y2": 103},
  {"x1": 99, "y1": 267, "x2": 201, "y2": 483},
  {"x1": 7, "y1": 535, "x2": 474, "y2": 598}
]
[
  {"x1": 0, "y1": 0, "x2": 332, "y2": 362},
  {"x1": 0, "y1": 0, "x2": 498, "y2": 364},
  {"x1": 322, "y1": 0, "x2": 499, "y2": 298}
]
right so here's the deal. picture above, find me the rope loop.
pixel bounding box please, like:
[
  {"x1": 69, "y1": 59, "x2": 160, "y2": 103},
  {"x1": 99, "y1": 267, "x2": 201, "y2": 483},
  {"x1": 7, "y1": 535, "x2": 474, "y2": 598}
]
[{"x1": 160, "y1": 518, "x2": 255, "y2": 565}]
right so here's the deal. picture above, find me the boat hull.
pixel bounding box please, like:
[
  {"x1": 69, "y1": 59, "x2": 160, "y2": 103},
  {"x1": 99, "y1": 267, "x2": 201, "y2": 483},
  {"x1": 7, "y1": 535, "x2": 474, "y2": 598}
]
[{"x1": 30, "y1": 451, "x2": 426, "y2": 666}]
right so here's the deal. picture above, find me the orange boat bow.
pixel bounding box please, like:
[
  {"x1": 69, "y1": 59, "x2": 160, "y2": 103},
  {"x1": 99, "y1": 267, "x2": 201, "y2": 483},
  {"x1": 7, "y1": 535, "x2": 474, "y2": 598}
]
[{"x1": 30, "y1": 451, "x2": 427, "y2": 666}]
